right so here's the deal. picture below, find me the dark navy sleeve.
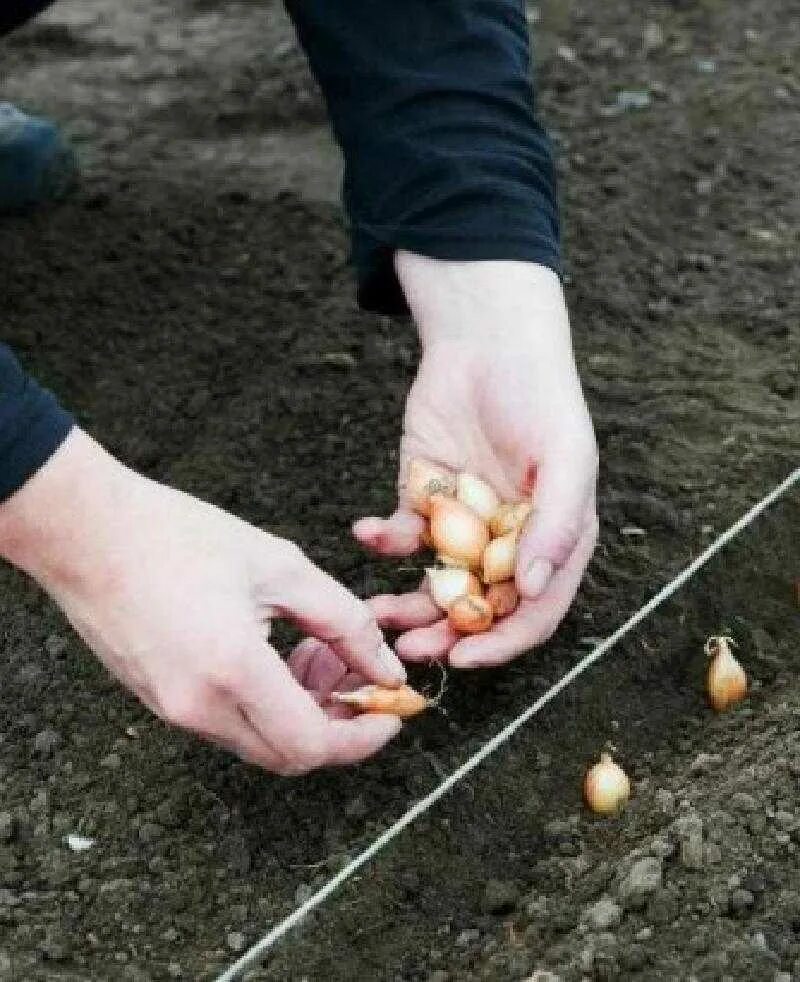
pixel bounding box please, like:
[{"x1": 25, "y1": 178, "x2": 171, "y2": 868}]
[
  {"x1": 0, "y1": 343, "x2": 74, "y2": 502},
  {"x1": 285, "y1": 0, "x2": 560, "y2": 316},
  {"x1": 0, "y1": 1, "x2": 57, "y2": 35}
]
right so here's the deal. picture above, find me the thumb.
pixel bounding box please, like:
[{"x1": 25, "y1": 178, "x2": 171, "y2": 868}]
[
  {"x1": 516, "y1": 442, "x2": 597, "y2": 599},
  {"x1": 352, "y1": 508, "x2": 427, "y2": 557}
]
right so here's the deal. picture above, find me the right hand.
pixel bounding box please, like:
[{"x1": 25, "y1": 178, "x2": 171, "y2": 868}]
[{"x1": 0, "y1": 429, "x2": 406, "y2": 776}]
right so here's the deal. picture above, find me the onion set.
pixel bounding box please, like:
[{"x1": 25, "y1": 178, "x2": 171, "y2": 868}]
[
  {"x1": 705, "y1": 635, "x2": 747, "y2": 712},
  {"x1": 331, "y1": 684, "x2": 431, "y2": 719},
  {"x1": 583, "y1": 752, "x2": 631, "y2": 815}
]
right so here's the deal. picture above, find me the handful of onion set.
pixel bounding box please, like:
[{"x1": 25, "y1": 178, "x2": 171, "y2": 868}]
[
  {"x1": 338, "y1": 460, "x2": 529, "y2": 720},
  {"x1": 409, "y1": 458, "x2": 531, "y2": 634}
]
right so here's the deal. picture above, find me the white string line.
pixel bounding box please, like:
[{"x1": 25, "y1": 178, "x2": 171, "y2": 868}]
[{"x1": 217, "y1": 465, "x2": 800, "y2": 982}]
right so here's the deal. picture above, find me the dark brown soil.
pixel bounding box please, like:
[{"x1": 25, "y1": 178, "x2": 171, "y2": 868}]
[{"x1": 1, "y1": 1, "x2": 798, "y2": 980}]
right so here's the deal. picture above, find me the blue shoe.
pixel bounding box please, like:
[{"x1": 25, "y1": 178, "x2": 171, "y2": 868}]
[{"x1": 0, "y1": 102, "x2": 77, "y2": 212}]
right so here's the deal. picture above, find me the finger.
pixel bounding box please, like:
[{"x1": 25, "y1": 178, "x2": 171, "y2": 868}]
[
  {"x1": 395, "y1": 617, "x2": 459, "y2": 663},
  {"x1": 516, "y1": 438, "x2": 597, "y2": 599},
  {"x1": 238, "y1": 636, "x2": 401, "y2": 774},
  {"x1": 306, "y1": 648, "x2": 349, "y2": 698},
  {"x1": 287, "y1": 637, "x2": 328, "y2": 687},
  {"x1": 352, "y1": 510, "x2": 427, "y2": 557},
  {"x1": 368, "y1": 591, "x2": 441, "y2": 631},
  {"x1": 288, "y1": 637, "x2": 349, "y2": 696},
  {"x1": 325, "y1": 714, "x2": 404, "y2": 767},
  {"x1": 176, "y1": 688, "x2": 286, "y2": 772},
  {"x1": 451, "y1": 512, "x2": 598, "y2": 668},
  {"x1": 265, "y1": 544, "x2": 407, "y2": 686}
]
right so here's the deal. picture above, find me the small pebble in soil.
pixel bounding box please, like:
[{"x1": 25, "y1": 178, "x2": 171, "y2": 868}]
[
  {"x1": 137, "y1": 822, "x2": 163, "y2": 844},
  {"x1": 729, "y1": 888, "x2": 755, "y2": 916},
  {"x1": 482, "y1": 879, "x2": 520, "y2": 915},
  {"x1": 100, "y1": 752, "x2": 122, "y2": 770},
  {"x1": 731, "y1": 792, "x2": 759, "y2": 813},
  {"x1": 226, "y1": 931, "x2": 245, "y2": 952},
  {"x1": 44, "y1": 634, "x2": 69, "y2": 658},
  {"x1": 39, "y1": 935, "x2": 71, "y2": 962},
  {"x1": 33, "y1": 729, "x2": 62, "y2": 757},
  {"x1": 582, "y1": 897, "x2": 622, "y2": 931},
  {"x1": 742, "y1": 871, "x2": 767, "y2": 894},
  {"x1": 690, "y1": 753, "x2": 723, "y2": 774},
  {"x1": 618, "y1": 857, "x2": 663, "y2": 910},
  {"x1": 654, "y1": 789, "x2": 675, "y2": 814},
  {"x1": 680, "y1": 827, "x2": 705, "y2": 870}
]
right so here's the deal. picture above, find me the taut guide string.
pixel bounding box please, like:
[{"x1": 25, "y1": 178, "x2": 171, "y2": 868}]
[{"x1": 218, "y1": 466, "x2": 800, "y2": 982}]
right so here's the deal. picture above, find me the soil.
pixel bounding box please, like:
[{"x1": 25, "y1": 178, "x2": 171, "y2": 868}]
[{"x1": 0, "y1": 0, "x2": 798, "y2": 979}]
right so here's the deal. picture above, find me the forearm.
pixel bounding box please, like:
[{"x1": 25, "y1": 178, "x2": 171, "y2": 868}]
[{"x1": 285, "y1": 0, "x2": 560, "y2": 316}]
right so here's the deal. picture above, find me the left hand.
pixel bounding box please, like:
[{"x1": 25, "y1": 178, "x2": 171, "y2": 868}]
[{"x1": 353, "y1": 252, "x2": 599, "y2": 668}]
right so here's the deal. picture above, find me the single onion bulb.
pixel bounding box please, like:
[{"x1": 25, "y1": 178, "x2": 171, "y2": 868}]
[
  {"x1": 705, "y1": 635, "x2": 747, "y2": 712},
  {"x1": 482, "y1": 532, "x2": 517, "y2": 584},
  {"x1": 583, "y1": 752, "x2": 631, "y2": 816},
  {"x1": 425, "y1": 567, "x2": 482, "y2": 612},
  {"x1": 485, "y1": 580, "x2": 519, "y2": 619},
  {"x1": 448, "y1": 594, "x2": 494, "y2": 634},
  {"x1": 456, "y1": 472, "x2": 501, "y2": 523},
  {"x1": 407, "y1": 458, "x2": 456, "y2": 519},
  {"x1": 331, "y1": 684, "x2": 430, "y2": 719},
  {"x1": 429, "y1": 495, "x2": 489, "y2": 571}
]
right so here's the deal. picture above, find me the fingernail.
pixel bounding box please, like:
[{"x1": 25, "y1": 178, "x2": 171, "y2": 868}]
[
  {"x1": 379, "y1": 642, "x2": 407, "y2": 684},
  {"x1": 523, "y1": 558, "x2": 554, "y2": 597}
]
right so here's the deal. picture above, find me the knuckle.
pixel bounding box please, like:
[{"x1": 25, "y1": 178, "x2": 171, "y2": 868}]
[
  {"x1": 160, "y1": 689, "x2": 208, "y2": 732},
  {"x1": 272, "y1": 539, "x2": 307, "y2": 576},
  {"x1": 205, "y1": 657, "x2": 248, "y2": 696},
  {"x1": 544, "y1": 523, "x2": 583, "y2": 565},
  {"x1": 350, "y1": 606, "x2": 380, "y2": 642},
  {"x1": 279, "y1": 732, "x2": 329, "y2": 776}
]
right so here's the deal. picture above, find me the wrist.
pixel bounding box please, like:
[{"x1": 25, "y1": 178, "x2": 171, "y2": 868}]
[
  {"x1": 395, "y1": 250, "x2": 569, "y2": 349},
  {"x1": 0, "y1": 428, "x2": 125, "y2": 590}
]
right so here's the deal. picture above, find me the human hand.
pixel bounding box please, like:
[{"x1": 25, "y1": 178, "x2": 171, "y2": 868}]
[
  {"x1": 354, "y1": 253, "x2": 598, "y2": 668},
  {"x1": 0, "y1": 429, "x2": 406, "y2": 775}
]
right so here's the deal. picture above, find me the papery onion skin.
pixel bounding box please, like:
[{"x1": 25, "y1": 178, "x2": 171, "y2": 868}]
[
  {"x1": 407, "y1": 459, "x2": 456, "y2": 518},
  {"x1": 448, "y1": 594, "x2": 494, "y2": 634},
  {"x1": 490, "y1": 500, "x2": 533, "y2": 538},
  {"x1": 438, "y1": 553, "x2": 469, "y2": 569},
  {"x1": 486, "y1": 580, "x2": 519, "y2": 619},
  {"x1": 456, "y1": 472, "x2": 501, "y2": 523},
  {"x1": 429, "y1": 494, "x2": 490, "y2": 571},
  {"x1": 583, "y1": 752, "x2": 631, "y2": 816},
  {"x1": 331, "y1": 684, "x2": 430, "y2": 719}
]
